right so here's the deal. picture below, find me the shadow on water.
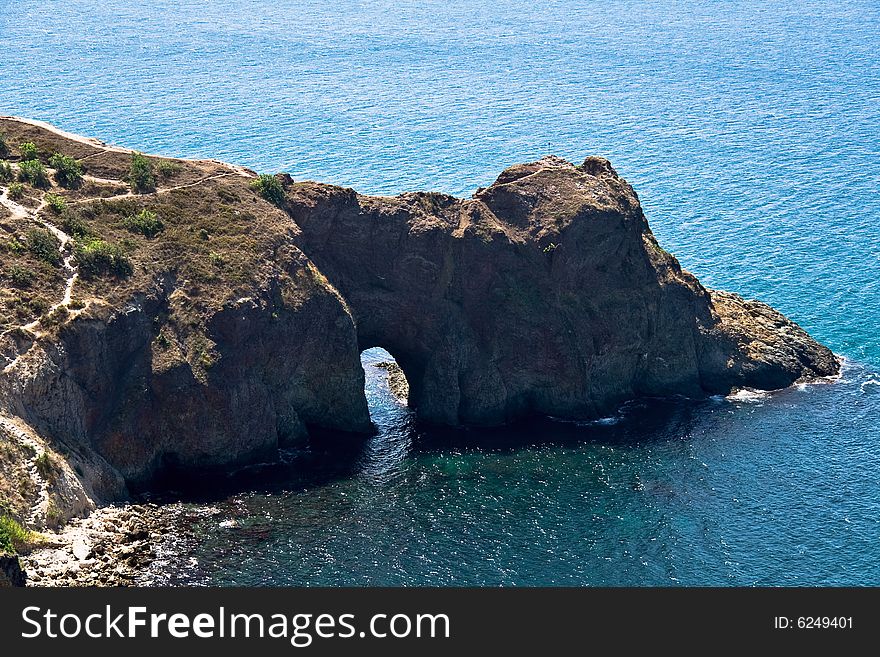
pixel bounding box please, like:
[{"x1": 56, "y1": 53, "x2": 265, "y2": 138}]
[
  {"x1": 145, "y1": 391, "x2": 712, "y2": 505},
  {"x1": 144, "y1": 353, "x2": 876, "y2": 506},
  {"x1": 412, "y1": 397, "x2": 709, "y2": 454}
]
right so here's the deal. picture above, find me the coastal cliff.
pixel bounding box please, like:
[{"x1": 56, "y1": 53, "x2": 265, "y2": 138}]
[
  {"x1": 0, "y1": 118, "x2": 838, "y2": 531},
  {"x1": 287, "y1": 155, "x2": 837, "y2": 424}
]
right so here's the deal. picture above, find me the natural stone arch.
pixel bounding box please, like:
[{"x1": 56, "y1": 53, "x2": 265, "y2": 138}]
[{"x1": 283, "y1": 157, "x2": 837, "y2": 428}]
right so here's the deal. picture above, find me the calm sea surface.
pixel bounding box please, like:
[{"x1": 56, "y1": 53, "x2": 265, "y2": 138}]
[{"x1": 1, "y1": 0, "x2": 878, "y2": 585}]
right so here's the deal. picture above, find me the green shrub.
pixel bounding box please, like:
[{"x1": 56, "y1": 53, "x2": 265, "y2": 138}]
[
  {"x1": 4, "y1": 236, "x2": 25, "y2": 254},
  {"x1": 0, "y1": 133, "x2": 8, "y2": 158},
  {"x1": 9, "y1": 265, "x2": 35, "y2": 288},
  {"x1": 75, "y1": 239, "x2": 133, "y2": 278},
  {"x1": 156, "y1": 160, "x2": 180, "y2": 177},
  {"x1": 45, "y1": 192, "x2": 67, "y2": 214},
  {"x1": 208, "y1": 251, "x2": 224, "y2": 267},
  {"x1": 41, "y1": 306, "x2": 70, "y2": 328},
  {"x1": 17, "y1": 159, "x2": 50, "y2": 188},
  {"x1": 8, "y1": 182, "x2": 25, "y2": 200},
  {"x1": 0, "y1": 161, "x2": 12, "y2": 182},
  {"x1": 28, "y1": 297, "x2": 49, "y2": 315},
  {"x1": 26, "y1": 229, "x2": 61, "y2": 265},
  {"x1": 49, "y1": 153, "x2": 83, "y2": 188},
  {"x1": 61, "y1": 211, "x2": 91, "y2": 238},
  {"x1": 123, "y1": 208, "x2": 164, "y2": 238},
  {"x1": 19, "y1": 141, "x2": 38, "y2": 161},
  {"x1": 197, "y1": 346, "x2": 216, "y2": 369},
  {"x1": 0, "y1": 515, "x2": 32, "y2": 554},
  {"x1": 34, "y1": 452, "x2": 54, "y2": 480},
  {"x1": 250, "y1": 174, "x2": 285, "y2": 207},
  {"x1": 129, "y1": 152, "x2": 155, "y2": 193}
]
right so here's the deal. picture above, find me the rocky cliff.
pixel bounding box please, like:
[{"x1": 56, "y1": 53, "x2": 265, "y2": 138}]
[
  {"x1": 286, "y1": 155, "x2": 837, "y2": 425},
  {"x1": 0, "y1": 118, "x2": 838, "y2": 524}
]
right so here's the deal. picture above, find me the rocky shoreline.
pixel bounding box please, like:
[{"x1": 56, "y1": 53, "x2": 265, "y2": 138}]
[{"x1": 20, "y1": 503, "x2": 179, "y2": 587}]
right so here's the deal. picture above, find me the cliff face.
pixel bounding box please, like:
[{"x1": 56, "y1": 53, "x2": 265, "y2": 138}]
[{"x1": 0, "y1": 118, "x2": 838, "y2": 516}]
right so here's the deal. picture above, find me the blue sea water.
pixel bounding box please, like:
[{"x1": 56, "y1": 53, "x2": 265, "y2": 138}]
[{"x1": 2, "y1": 0, "x2": 879, "y2": 585}]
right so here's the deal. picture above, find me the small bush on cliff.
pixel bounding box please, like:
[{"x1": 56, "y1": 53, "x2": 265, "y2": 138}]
[
  {"x1": 45, "y1": 193, "x2": 67, "y2": 214},
  {"x1": 26, "y1": 229, "x2": 61, "y2": 265},
  {"x1": 61, "y1": 211, "x2": 92, "y2": 239},
  {"x1": 75, "y1": 239, "x2": 133, "y2": 278},
  {"x1": 129, "y1": 152, "x2": 155, "y2": 193},
  {"x1": 41, "y1": 305, "x2": 70, "y2": 328},
  {"x1": 17, "y1": 159, "x2": 50, "y2": 188},
  {"x1": 7, "y1": 183, "x2": 25, "y2": 201},
  {"x1": 18, "y1": 141, "x2": 38, "y2": 161},
  {"x1": 9, "y1": 265, "x2": 35, "y2": 288},
  {"x1": 123, "y1": 208, "x2": 164, "y2": 238},
  {"x1": 34, "y1": 453, "x2": 56, "y2": 481},
  {"x1": 0, "y1": 515, "x2": 32, "y2": 554},
  {"x1": 156, "y1": 160, "x2": 180, "y2": 177},
  {"x1": 4, "y1": 236, "x2": 25, "y2": 254},
  {"x1": 250, "y1": 174, "x2": 285, "y2": 207},
  {"x1": 49, "y1": 153, "x2": 83, "y2": 189},
  {"x1": 0, "y1": 161, "x2": 12, "y2": 182},
  {"x1": 0, "y1": 133, "x2": 8, "y2": 158}
]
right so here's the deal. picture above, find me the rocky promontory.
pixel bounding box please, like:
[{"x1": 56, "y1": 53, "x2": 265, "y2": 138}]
[{"x1": 0, "y1": 118, "x2": 838, "y2": 541}]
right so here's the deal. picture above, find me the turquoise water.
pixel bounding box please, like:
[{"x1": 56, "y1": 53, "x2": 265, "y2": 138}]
[{"x1": 2, "y1": 0, "x2": 879, "y2": 585}]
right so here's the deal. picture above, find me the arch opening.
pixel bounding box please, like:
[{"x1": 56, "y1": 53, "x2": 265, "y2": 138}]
[{"x1": 360, "y1": 347, "x2": 411, "y2": 412}]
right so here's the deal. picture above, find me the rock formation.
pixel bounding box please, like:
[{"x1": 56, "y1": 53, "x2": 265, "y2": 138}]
[
  {"x1": 0, "y1": 118, "x2": 838, "y2": 518},
  {"x1": 286, "y1": 155, "x2": 837, "y2": 423}
]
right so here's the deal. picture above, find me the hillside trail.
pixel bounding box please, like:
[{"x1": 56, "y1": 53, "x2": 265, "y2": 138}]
[{"x1": 0, "y1": 141, "x2": 252, "y2": 373}]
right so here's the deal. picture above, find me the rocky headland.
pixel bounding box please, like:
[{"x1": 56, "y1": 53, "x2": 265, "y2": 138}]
[{"x1": 0, "y1": 117, "x2": 838, "y2": 584}]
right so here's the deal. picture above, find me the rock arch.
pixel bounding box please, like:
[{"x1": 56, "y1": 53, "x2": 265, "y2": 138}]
[{"x1": 283, "y1": 157, "x2": 838, "y2": 428}]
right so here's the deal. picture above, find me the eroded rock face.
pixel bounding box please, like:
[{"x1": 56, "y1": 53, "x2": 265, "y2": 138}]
[
  {"x1": 285, "y1": 156, "x2": 838, "y2": 425},
  {"x1": 0, "y1": 118, "x2": 838, "y2": 503},
  {"x1": 3, "y1": 256, "x2": 372, "y2": 490}
]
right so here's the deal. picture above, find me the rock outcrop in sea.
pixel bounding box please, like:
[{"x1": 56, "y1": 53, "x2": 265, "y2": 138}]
[{"x1": 0, "y1": 118, "x2": 838, "y2": 530}]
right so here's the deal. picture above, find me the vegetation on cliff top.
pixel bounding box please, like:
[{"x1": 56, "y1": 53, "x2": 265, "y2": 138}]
[
  {"x1": 18, "y1": 141, "x2": 38, "y2": 161},
  {"x1": 74, "y1": 239, "x2": 133, "y2": 278},
  {"x1": 251, "y1": 173, "x2": 285, "y2": 207},
  {"x1": 122, "y1": 208, "x2": 164, "y2": 238},
  {"x1": 1, "y1": 117, "x2": 301, "y2": 371},
  {"x1": 129, "y1": 151, "x2": 155, "y2": 193},
  {"x1": 49, "y1": 152, "x2": 83, "y2": 189},
  {"x1": 18, "y1": 159, "x2": 50, "y2": 188}
]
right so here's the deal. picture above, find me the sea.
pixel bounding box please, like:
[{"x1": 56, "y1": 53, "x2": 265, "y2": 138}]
[{"x1": 1, "y1": 0, "x2": 878, "y2": 585}]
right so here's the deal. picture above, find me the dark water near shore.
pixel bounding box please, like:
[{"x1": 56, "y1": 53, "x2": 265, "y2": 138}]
[
  {"x1": 139, "y1": 351, "x2": 879, "y2": 586},
  {"x1": 2, "y1": 0, "x2": 879, "y2": 584}
]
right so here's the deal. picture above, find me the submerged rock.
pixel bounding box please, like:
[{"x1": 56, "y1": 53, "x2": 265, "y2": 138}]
[{"x1": 0, "y1": 117, "x2": 838, "y2": 504}]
